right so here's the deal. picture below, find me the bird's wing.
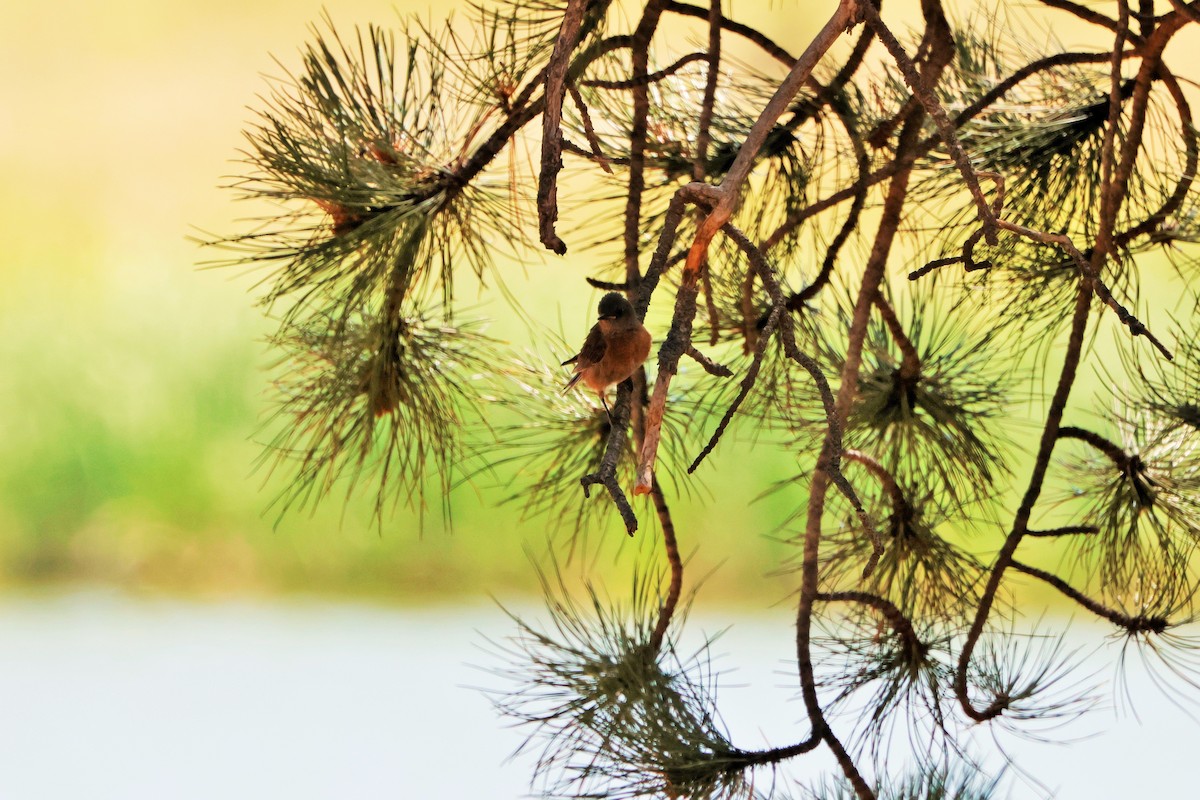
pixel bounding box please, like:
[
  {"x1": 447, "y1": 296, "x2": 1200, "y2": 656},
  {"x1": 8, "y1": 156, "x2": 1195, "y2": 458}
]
[
  {"x1": 563, "y1": 324, "x2": 606, "y2": 369},
  {"x1": 562, "y1": 324, "x2": 606, "y2": 391}
]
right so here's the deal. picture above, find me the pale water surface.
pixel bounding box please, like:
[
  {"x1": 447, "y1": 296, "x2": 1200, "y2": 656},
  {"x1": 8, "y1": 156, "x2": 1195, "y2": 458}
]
[{"x1": 0, "y1": 592, "x2": 1192, "y2": 799}]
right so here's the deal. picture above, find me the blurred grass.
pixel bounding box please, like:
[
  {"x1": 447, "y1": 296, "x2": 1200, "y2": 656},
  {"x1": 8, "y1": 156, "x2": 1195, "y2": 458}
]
[
  {"x1": 0, "y1": 1, "x2": 1197, "y2": 608},
  {"x1": 0, "y1": 0, "x2": 831, "y2": 605}
]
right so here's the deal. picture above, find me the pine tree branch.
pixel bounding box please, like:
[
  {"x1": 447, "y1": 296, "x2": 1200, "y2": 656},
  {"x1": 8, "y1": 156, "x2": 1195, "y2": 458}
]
[
  {"x1": 843, "y1": 449, "x2": 908, "y2": 518},
  {"x1": 818, "y1": 591, "x2": 925, "y2": 657},
  {"x1": 1011, "y1": 561, "x2": 1167, "y2": 633},
  {"x1": 664, "y1": 1, "x2": 795, "y2": 66},
  {"x1": 688, "y1": 304, "x2": 781, "y2": 474},
  {"x1": 873, "y1": 293, "x2": 920, "y2": 383},
  {"x1": 1025, "y1": 525, "x2": 1101, "y2": 537},
  {"x1": 1058, "y1": 425, "x2": 1129, "y2": 467},
  {"x1": 622, "y1": 0, "x2": 672, "y2": 287},
  {"x1": 859, "y1": 0, "x2": 999, "y2": 243},
  {"x1": 648, "y1": 476, "x2": 682, "y2": 653},
  {"x1": 763, "y1": 51, "x2": 1117, "y2": 253},
  {"x1": 955, "y1": 283, "x2": 1095, "y2": 723},
  {"x1": 567, "y1": 84, "x2": 613, "y2": 174},
  {"x1": 1039, "y1": 0, "x2": 1146, "y2": 45},
  {"x1": 684, "y1": 345, "x2": 733, "y2": 377},
  {"x1": 722, "y1": 221, "x2": 880, "y2": 575},
  {"x1": 579, "y1": 379, "x2": 639, "y2": 534},
  {"x1": 634, "y1": 0, "x2": 858, "y2": 496},
  {"x1": 537, "y1": 0, "x2": 591, "y2": 254},
  {"x1": 581, "y1": 51, "x2": 707, "y2": 89}
]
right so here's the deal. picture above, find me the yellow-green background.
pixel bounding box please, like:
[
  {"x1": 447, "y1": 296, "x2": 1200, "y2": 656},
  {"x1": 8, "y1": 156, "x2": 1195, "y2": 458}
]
[{"x1": 1, "y1": 1, "x2": 1195, "y2": 607}]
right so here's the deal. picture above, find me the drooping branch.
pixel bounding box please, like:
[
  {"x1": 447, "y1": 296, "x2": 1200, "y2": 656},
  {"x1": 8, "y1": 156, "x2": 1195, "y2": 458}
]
[
  {"x1": 1011, "y1": 561, "x2": 1168, "y2": 633},
  {"x1": 648, "y1": 476, "x2": 682, "y2": 653},
  {"x1": 722, "y1": 222, "x2": 881, "y2": 576},
  {"x1": 537, "y1": 0, "x2": 590, "y2": 254},
  {"x1": 955, "y1": 282, "x2": 1095, "y2": 722},
  {"x1": 688, "y1": 304, "x2": 782, "y2": 474},
  {"x1": 859, "y1": 0, "x2": 999, "y2": 243},
  {"x1": 581, "y1": 51, "x2": 707, "y2": 89},
  {"x1": 818, "y1": 590, "x2": 925, "y2": 656},
  {"x1": 1058, "y1": 425, "x2": 1129, "y2": 467},
  {"x1": 579, "y1": 379, "x2": 639, "y2": 534},
  {"x1": 1115, "y1": 65, "x2": 1197, "y2": 245},
  {"x1": 634, "y1": 0, "x2": 858, "y2": 495}
]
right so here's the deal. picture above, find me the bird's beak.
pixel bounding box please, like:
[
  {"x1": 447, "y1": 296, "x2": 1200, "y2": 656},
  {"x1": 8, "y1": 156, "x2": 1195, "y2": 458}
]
[{"x1": 598, "y1": 314, "x2": 617, "y2": 320}]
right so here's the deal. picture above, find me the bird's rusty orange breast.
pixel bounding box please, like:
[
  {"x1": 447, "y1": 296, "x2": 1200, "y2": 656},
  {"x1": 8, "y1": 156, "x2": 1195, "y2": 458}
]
[{"x1": 581, "y1": 326, "x2": 652, "y2": 392}]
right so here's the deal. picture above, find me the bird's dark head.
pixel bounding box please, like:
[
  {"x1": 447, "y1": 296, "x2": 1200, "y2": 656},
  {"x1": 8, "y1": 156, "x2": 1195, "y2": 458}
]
[{"x1": 597, "y1": 292, "x2": 635, "y2": 321}]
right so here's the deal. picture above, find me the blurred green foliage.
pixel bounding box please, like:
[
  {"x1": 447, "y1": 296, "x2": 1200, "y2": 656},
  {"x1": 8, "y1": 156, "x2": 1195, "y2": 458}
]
[{"x1": 1, "y1": 1, "x2": 1192, "y2": 607}]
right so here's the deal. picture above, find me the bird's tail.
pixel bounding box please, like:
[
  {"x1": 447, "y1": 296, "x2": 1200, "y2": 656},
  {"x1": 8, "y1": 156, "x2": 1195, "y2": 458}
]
[{"x1": 561, "y1": 371, "x2": 583, "y2": 394}]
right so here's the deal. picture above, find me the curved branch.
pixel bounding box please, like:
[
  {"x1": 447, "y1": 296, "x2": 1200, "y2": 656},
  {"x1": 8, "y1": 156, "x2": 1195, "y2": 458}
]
[
  {"x1": 818, "y1": 591, "x2": 925, "y2": 654},
  {"x1": 955, "y1": 283, "x2": 1095, "y2": 722},
  {"x1": 688, "y1": 305, "x2": 782, "y2": 474},
  {"x1": 843, "y1": 449, "x2": 908, "y2": 517},
  {"x1": 1039, "y1": 0, "x2": 1146, "y2": 45},
  {"x1": 722, "y1": 222, "x2": 881, "y2": 578},
  {"x1": 1011, "y1": 561, "x2": 1167, "y2": 633},
  {"x1": 538, "y1": 0, "x2": 591, "y2": 254},
  {"x1": 1058, "y1": 425, "x2": 1129, "y2": 467},
  {"x1": 581, "y1": 51, "x2": 708, "y2": 89},
  {"x1": 664, "y1": 0, "x2": 795, "y2": 65},
  {"x1": 579, "y1": 379, "x2": 638, "y2": 534},
  {"x1": 648, "y1": 476, "x2": 682, "y2": 653}
]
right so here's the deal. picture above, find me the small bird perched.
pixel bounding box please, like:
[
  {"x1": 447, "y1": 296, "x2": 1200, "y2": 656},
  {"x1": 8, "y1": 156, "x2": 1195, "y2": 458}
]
[{"x1": 562, "y1": 292, "x2": 652, "y2": 418}]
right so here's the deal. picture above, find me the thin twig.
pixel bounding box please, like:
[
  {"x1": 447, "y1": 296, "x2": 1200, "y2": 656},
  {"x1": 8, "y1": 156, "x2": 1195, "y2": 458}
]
[
  {"x1": 723, "y1": 223, "x2": 882, "y2": 578},
  {"x1": 860, "y1": 0, "x2": 998, "y2": 243},
  {"x1": 688, "y1": 305, "x2": 781, "y2": 474},
  {"x1": 579, "y1": 379, "x2": 638, "y2": 534},
  {"x1": 1040, "y1": 0, "x2": 1146, "y2": 45},
  {"x1": 996, "y1": 219, "x2": 1173, "y2": 359},
  {"x1": 648, "y1": 476, "x2": 682, "y2": 653},
  {"x1": 1026, "y1": 525, "x2": 1101, "y2": 537},
  {"x1": 567, "y1": 83, "x2": 613, "y2": 174},
  {"x1": 1012, "y1": 561, "x2": 1167, "y2": 632},
  {"x1": 581, "y1": 51, "x2": 707, "y2": 89},
  {"x1": 664, "y1": 1, "x2": 795, "y2": 65},
  {"x1": 684, "y1": 345, "x2": 733, "y2": 377},
  {"x1": 1058, "y1": 425, "x2": 1129, "y2": 467},
  {"x1": 634, "y1": 0, "x2": 858, "y2": 494},
  {"x1": 585, "y1": 277, "x2": 631, "y2": 291}
]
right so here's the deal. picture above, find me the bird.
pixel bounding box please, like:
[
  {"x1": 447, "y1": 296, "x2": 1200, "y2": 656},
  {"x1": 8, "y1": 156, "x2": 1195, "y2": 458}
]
[{"x1": 562, "y1": 292, "x2": 652, "y2": 419}]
